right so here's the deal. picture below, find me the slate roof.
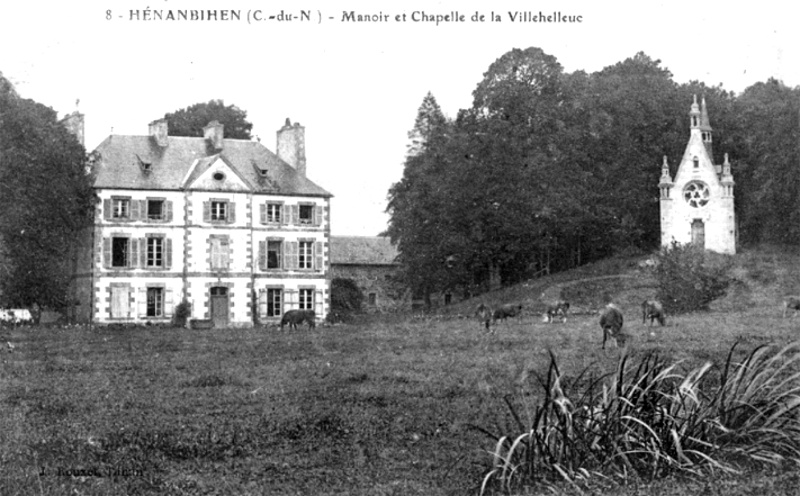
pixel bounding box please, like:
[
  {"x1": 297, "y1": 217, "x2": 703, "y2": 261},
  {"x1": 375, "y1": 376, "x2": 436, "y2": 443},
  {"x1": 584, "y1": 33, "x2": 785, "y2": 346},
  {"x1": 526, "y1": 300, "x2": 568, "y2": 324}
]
[
  {"x1": 330, "y1": 236, "x2": 399, "y2": 265},
  {"x1": 92, "y1": 135, "x2": 331, "y2": 197}
]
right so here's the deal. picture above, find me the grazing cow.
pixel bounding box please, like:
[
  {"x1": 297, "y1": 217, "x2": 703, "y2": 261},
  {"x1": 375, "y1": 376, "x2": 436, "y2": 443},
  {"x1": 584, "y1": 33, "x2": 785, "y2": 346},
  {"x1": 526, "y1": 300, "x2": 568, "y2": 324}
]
[
  {"x1": 492, "y1": 304, "x2": 523, "y2": 324},
  {"x1": 475, "y1": 303, "x2": 494, "y2": 331},
  {"x1": 641, "y1": 300, "x2": 666, "y2": 326},
  {"x1": 600, "y1": 304, "x2": 624, "y2": 349},
  {"x1": 280, "y1": 309, "x2": 316, "y2": 331},
  {"x1": 544, "y1": 301, "x2": 570, "y2": 323},
  {"x1": 783, "y1": 297, "x2": 800, "y2": 318}
]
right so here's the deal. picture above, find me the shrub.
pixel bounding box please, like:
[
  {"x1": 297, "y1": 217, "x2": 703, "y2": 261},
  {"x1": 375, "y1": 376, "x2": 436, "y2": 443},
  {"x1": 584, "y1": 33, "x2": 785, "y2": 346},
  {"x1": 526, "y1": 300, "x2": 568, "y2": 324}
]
[
  {"x1": 654, "y1": 243, "x2": 732, "y2": 313},
  {"x1": 172, "y1": 300, "x2": 191, "y2": 328},
  {"x1": 330, "y1": 278, "x2": 364, "y2": 320}
]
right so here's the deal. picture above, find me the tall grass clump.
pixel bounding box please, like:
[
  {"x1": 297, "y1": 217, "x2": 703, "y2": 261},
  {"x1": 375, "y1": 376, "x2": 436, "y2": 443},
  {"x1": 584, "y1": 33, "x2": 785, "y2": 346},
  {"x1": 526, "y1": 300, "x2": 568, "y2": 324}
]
[
  {"x1": 653, "y1": 242, "x2": 732, "y2": 313},
  {"x1": 478, "y1": 343, "x2": 800, "y2": 494}
]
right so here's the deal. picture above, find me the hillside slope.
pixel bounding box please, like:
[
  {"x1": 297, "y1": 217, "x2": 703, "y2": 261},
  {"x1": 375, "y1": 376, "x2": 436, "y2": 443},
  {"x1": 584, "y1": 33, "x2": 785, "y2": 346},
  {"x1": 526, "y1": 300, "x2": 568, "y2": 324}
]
[{"x1": 441, "y1": 244, "x2": 800, "y2": 319}]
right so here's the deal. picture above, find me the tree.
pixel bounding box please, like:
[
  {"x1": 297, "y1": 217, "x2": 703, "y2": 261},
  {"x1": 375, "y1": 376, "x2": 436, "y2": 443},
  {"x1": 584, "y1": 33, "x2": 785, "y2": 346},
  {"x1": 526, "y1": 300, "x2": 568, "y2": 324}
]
[
  {"x1": 385, "y1": 93, "x2": 458, "y2": 305},
  {"x1": 164, "y1": 99, "x2": 253, "y2": 139},
  {"x1": 0, "y1": 74, "x2": 96, "y2": 310}
]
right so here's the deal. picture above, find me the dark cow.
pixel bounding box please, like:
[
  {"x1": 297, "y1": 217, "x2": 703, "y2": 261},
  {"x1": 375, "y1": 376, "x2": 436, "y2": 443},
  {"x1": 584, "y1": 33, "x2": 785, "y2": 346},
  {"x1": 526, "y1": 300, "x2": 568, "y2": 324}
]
[
  {"x1": 280, "y1": 309, "x2": 316, "y2": 331},
  {"x1": 492, "y1": 304, "x2": 523, "y2": 324},
  {"x1": 475, "y1": 303, "x2": 494, "y2": 331},
  {"x1": 544, "y1": 301, "x2": 570, "y2": 323},
  {"x1": 641, "y1": 300, "x2": 666, "y2": 326},
  {"x1": 600, "y1": 304, "x2": 624, "y2": 349},
  {"x1": 784, "y1": 297, "x2": 800, "y2": 318}
]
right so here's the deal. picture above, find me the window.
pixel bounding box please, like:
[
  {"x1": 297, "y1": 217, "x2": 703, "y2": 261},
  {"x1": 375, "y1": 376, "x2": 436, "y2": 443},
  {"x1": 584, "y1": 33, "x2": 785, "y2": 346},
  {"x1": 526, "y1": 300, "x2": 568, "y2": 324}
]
[
  {"x1": 211, "y1": 201, "x2": 227, "y2": 221},
  {"x1": 267, "y1": 288, "x2": 282, "y2": 317},
  {"x1": 266, "y1": 203, "x2": 281, "y2": 223},
  {"x1": 299, "y1": 288, "x2": 314, "y2": 310},
  {"x1": 444, "y1": 293, "x2": 452, "y2": 305},
  {"x1": 146, "y1": 287, "x2": 164, "y2": 317},
  {"x1": 368, "y1": 293, "x2": 377, "y2": 306},
  {"x1": 299, "y1": 204, "x2": 313, "y2": 225},
  {"x1": 683, "y1": 181, "x2": 710, "y2": 208},
  {"x1": 693, "y1": 157, "x2": 699, "y2": 169},
  {"x1": 210, "y1": 236, "x2": 231, "y2": 270},
  {"x1": 267, "y1": 240, "x2": 282, "y2": 269},
  {"x1": 112, "y1": 237, "x2": 129, "y2": 267},
  {"x1": 146, "y1": 237, "x2": 163, "y2": 268},
  {"x1": 147, "y1": 199, "x2": 164, "y2": 220},
  {"x1": 112, "y1": 198, "x2": 130, "y2": 219},
  {"x1": 298, "y1": 241, "x2": 313, "y2": 269}
]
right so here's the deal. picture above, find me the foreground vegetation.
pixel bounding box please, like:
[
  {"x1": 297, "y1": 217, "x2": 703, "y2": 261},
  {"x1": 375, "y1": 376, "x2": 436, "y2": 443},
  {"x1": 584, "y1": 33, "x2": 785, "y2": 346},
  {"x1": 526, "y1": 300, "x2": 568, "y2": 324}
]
[{"x1": 2, "y1": 249, "x2": 800, "y2": 495}]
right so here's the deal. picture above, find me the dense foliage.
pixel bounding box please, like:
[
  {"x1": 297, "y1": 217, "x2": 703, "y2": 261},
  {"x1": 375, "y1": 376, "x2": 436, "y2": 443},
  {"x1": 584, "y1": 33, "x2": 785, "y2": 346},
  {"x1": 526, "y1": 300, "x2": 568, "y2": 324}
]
[
  {"x1": 0, "y1": 73, "x2": 96, "y2": 310},
  {"x1": 654, "y1": 243, "x2": 733, "y2": 313},
  {"x1": 386, "y1": 48, "x2": 800, "y2": 301},
  {"x1": 330, "y1": 277, "x2": 364, "y2": 320},
  {"x1": 163, "y1": 99, "x2": 253, "y2": 139}
]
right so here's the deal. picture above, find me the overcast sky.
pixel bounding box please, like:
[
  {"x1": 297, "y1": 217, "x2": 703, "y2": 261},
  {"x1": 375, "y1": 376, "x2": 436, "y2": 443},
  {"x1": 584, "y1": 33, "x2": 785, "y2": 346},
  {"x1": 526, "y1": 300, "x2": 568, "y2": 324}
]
[{"x1": 2, "y1": 0, "x2": 798, "y2": 235}]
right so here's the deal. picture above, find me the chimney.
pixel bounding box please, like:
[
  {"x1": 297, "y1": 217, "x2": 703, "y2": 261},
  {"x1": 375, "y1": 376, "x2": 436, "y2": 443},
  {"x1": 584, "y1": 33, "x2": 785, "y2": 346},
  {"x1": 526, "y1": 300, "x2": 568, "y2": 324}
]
[
  {"x1": 203, "y1": 120, "x2": 224, "y2": 151},
  {"x1": 148, "y1": 118, "x2": 169, "y2": 147},
  {"x1": 61, "y1": 111, "x2": 85, "y2": 147},
  {"x1": 276, "y1": 118, "x2": 306, "y2": 177}
]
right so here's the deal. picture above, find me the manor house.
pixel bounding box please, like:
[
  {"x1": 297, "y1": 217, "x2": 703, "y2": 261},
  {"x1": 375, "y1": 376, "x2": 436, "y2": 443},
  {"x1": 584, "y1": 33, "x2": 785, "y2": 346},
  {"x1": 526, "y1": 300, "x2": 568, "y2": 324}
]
[{"x1": 71, "y1": 117, "x2": 332, "y2": 326}]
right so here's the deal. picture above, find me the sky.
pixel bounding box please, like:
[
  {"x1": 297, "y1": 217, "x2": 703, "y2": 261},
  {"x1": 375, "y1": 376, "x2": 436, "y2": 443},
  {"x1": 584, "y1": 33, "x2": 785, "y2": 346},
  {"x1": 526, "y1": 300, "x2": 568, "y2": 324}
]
[{"x1": 1, "y1": 0, "x2": 798, "y2": 236}]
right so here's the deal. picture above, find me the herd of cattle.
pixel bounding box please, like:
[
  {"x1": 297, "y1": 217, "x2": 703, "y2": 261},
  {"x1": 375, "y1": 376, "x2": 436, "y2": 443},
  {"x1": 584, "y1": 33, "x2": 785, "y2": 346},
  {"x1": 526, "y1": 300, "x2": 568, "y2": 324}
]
[{"x1": 473, "y1": 298, "x2": 671, "y2": 349}]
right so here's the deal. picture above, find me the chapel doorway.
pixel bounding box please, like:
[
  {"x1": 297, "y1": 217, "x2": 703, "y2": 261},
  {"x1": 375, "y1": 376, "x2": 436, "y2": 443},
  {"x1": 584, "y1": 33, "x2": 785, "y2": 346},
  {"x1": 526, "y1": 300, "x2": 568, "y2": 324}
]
[{"x1": 691, "y1": 219, "x2": 705, "y2": 248}]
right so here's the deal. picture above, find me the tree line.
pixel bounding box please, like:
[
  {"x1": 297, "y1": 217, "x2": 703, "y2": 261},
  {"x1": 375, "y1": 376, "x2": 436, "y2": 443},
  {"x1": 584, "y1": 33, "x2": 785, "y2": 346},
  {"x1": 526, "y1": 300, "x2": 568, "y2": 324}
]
[{"x1": 385, "y1": 48, "x2": 800, "y2": 304}]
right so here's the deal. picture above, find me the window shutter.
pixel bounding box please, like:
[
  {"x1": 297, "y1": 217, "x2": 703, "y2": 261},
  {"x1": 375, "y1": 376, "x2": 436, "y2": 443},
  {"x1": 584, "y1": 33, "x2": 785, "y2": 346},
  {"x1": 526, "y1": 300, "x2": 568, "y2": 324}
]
[
  {"x1": 285, "y1": 289, "x2": 297, "y2": 311},
  {"x1": 140, "y1": 200, "x2": 148, "y2": 220},
  {"x1": 291, "y1": 205, "x2": 299, "y2": 225},
  {"x1": 258, "y1": 289, "x2": 267, "y2": 319},
  {"x1": 228, "y1": 202, "x2": 236, "y2": 224},
  {"x1": 222, "y1": 237, "x2": 231, "y2": 269},
  {"x1": 103, "y1": 238, "x2": 111, "y2": 268},
  {"x1": 260, "y1": 203, "x2": 266, "y2": 224},
  {"x1": 315, "y1": 289, "x2": 324, "y2": 316},
  {"x1": 130, "y1": 200, "x2": 140, "y2": 220},
  {"x1": 164, "y1": 289, "x2": 174, "y2": 318},
  {"x1": 165, "y1": 238, "x2": 172, "y2": 269},
  {"x1": 258, "y1": 240, "x2": 266, "y2": 271},
  {"x1": 203, "y1": 201, "x2": 210, "y2": 222},
  {"x1": 286, "y1": 241, "x2": 298, "y2": 269},
  {"x1": 280, "y1": 204, "x2": 286, "y2": 225},
  {"x1": 315, "y1": 242, "x2": 323, "y2": 272},
  {"x1": 138, "y1": 288, "x2": 147, "y2": 318},
  {"x1": 314, "y1": 206, "x2": 323, "y2": 226},
  {"x1": 131, "y1": 238, "x2": 141, "y2": 268},
  {"x1": 103, "y1": 199, "x2": 112, "y2": 221},
  {"x1": 279, "y1": 241, "x2": 284, "y2": 269},
  {"x1": 165, "y1": 201, "x2": 173, "y2": 222}
]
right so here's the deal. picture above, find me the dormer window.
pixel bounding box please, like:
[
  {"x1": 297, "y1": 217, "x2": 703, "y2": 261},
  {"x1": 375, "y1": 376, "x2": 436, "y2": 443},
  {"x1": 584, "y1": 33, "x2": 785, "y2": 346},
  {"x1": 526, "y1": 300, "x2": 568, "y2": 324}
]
[{"x1": 136, "y1": 154, "x2": 152, "y2": 173}]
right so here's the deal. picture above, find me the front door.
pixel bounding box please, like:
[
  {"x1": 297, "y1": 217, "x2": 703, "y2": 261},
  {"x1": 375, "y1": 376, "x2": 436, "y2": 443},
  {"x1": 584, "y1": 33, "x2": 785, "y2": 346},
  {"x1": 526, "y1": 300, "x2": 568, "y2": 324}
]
[
  {"x1": 691, "y1": 219, "x2": 705, "y2": 248},
  {"x1": 210, "y1": 287, "x2": 229, "y2": 328}
]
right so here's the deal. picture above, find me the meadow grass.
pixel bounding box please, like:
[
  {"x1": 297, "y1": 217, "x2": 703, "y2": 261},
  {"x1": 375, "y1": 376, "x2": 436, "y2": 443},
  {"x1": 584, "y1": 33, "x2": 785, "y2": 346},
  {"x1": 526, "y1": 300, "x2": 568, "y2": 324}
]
[{"x1": 1, "y1": 248, "x2": 799, "y2": 495}]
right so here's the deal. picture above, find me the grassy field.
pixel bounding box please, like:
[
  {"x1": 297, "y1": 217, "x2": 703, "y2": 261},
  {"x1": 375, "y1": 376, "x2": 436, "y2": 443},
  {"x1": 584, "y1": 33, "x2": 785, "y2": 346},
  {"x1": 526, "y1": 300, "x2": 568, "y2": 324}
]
[{"x1": 2, "y1": 247, "x2": 800, "y2": 495}]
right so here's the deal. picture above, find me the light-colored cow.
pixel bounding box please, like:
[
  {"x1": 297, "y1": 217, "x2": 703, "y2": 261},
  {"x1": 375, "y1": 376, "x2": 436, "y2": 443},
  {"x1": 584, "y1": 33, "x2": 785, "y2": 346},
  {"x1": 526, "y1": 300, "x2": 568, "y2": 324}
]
[{"x1": 543, "y1": 301, "x2": 570, "y2": 323}]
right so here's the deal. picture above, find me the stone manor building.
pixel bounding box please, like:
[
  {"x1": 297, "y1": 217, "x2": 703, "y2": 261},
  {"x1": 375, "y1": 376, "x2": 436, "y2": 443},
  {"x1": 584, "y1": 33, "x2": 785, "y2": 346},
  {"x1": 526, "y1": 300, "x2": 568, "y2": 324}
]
[
  {"x1": 71, "y1": 117, "x2": 332, "y2": 326},
  {"x1": 659, "y1": 96, "x2": 736, "y2": 254}
]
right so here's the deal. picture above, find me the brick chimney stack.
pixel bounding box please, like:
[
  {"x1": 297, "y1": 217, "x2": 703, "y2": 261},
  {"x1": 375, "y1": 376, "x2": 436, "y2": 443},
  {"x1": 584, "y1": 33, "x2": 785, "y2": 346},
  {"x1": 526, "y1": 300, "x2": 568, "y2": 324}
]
[
  {"x1": 276, "y1": 118, "x2": 306, "y2": 177},
  {"x1": 148, "y1": 118, "x2": 169, "y2": 147},
  {"x1": 203, "y1": 120, "x2": 224, "y2": 151}
]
